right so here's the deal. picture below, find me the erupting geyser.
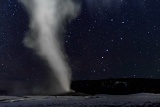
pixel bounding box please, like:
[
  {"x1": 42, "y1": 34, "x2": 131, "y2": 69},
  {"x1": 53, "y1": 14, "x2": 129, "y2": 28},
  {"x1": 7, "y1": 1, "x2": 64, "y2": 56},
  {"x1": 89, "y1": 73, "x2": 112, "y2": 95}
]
[{"x1": 19, "y1": 0, "x2": 79, "y2": 94}]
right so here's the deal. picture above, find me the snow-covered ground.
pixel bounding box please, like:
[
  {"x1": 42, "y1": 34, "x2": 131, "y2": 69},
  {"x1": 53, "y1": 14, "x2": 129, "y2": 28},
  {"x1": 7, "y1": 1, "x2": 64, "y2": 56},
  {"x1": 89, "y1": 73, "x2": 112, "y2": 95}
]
[{"x1": 0, "y1": 93, "x2": 160, "y2": 107}]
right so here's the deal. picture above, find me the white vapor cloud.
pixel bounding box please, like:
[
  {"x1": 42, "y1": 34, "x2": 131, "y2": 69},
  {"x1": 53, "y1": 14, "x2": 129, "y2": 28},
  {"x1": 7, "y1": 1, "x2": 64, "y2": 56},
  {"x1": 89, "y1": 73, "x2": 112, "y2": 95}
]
[{"x1": 19, "y1": 0, "x2": 80, "y2": 95}]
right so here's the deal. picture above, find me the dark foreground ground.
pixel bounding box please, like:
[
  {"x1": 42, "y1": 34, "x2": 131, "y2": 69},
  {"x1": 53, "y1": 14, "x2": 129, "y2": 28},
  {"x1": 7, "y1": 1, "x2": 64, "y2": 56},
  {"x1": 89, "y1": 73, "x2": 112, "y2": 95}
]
[
  {"x1": 1, "y1": 93, "x2": 160, "y2": 107},
  {"x1": 1, "y1": 79, "x2": 160, "y2": 106}
]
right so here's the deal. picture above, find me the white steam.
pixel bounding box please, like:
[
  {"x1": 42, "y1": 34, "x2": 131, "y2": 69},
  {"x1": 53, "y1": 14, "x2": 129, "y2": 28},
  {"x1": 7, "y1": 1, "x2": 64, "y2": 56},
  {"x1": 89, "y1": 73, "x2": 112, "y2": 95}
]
[{"x1": 20, "y1": 0, "x2": 79, "y2": 94}]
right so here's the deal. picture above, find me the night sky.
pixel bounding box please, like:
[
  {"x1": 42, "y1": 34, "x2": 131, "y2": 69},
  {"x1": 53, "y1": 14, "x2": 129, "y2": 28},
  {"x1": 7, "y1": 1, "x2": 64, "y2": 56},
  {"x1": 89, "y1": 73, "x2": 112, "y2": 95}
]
[{"x1": 0, "y1": 0, "x2": 160, "y2": 82}]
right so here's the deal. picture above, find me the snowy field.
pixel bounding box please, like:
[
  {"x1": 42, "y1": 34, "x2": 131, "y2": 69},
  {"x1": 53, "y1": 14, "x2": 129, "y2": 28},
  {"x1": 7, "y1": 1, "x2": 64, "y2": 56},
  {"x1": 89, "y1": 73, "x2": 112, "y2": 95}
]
[{"x1": 0, "y1": 93, "x2": 160, "y2": 107}]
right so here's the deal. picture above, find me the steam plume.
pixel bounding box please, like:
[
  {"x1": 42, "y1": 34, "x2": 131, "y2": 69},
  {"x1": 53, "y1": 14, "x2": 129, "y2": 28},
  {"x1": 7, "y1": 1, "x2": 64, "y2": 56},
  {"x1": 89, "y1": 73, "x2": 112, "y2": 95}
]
[{"x1": 20, "y1": 0, "x2": 79, "y2": 94}]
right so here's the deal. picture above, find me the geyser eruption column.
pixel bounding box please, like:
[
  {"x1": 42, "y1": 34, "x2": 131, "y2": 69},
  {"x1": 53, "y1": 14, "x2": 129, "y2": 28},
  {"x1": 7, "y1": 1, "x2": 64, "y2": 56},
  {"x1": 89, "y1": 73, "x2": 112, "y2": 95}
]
[{"x1": 20, "y1": 0, "x2": 79, "y2": 94}]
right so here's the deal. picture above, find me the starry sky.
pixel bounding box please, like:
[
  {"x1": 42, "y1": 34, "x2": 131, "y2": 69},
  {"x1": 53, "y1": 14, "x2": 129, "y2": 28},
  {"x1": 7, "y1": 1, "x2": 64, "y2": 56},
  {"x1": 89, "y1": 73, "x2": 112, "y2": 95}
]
[{"x1": 0, "y1": 0, "x2": 160, "y2": 82}]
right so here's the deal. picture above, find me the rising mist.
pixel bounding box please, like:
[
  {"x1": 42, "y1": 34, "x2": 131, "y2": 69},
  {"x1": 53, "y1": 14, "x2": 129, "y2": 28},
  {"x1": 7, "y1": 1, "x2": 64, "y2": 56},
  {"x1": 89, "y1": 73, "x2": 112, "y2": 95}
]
[{"x1": 19, "y1": 0, "x2": 79, "y2": 95}]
